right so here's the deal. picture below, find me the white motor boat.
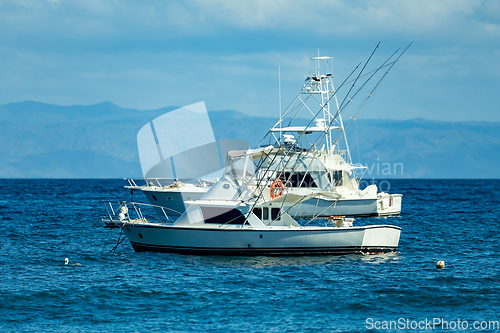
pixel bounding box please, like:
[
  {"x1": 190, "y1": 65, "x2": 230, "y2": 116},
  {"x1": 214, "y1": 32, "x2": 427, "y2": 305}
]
[
  {"x1": 127, "y1": 55, "x2": 403, "y2": 218},
  {"x1": 118, "y1": 210, "x2": 401, "y2": 255},
  {"x1": 125, "y1": 178, "x2": 213, "y2": 217},
  {"x1": 104, "y1": 148, "x2": 401, "y2": 255}
]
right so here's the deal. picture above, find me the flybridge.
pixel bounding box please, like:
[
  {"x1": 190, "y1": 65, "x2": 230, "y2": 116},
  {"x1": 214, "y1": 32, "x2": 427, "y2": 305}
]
[
  {"x1": 269, "y1": 125, "x2": 341, "y2": 133},
  {"x1": 268, "y1": 55, "x2": 348, "y2": 160}
]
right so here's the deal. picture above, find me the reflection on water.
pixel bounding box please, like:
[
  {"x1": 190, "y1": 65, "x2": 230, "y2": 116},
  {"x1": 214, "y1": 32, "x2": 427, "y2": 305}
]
[{"x1": 177, "y1": 251, "x2": 402, "y2": 269}]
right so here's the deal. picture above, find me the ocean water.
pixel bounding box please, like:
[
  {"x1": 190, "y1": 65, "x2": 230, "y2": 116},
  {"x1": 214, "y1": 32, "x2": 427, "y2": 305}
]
[{"x1": 0, "y1": 179, "x2": 499, "y2": 332}]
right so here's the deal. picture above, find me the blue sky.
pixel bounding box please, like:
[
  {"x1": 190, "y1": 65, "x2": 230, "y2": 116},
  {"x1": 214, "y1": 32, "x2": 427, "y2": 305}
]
[{"x1": 1, "y1": 0, "x2": 499, "y2": 121}]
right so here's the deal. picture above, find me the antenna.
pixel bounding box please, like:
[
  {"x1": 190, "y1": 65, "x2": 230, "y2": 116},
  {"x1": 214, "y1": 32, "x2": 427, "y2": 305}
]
[
  {"x1": 279, "y1": 65, "x2": 282, "y2": 145},
  {"x1": 316, "y1": 48, "x2": 320, "y2": 74}
]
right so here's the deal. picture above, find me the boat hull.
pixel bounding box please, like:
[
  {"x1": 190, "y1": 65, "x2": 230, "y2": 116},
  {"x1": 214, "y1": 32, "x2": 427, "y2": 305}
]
[
  {"x1": 141, "y1": 189, "x2": 401, "y2": 218},
  {"x1": 288, "y1": 197, "x2": 378, "y2": 217},
  {"x1": 122, "y1": 224, "x2": 401, "y2": 256},
  {"x1": 141, "y1": 188, "x2": 206, "y2": 217},
  {"x1": 377, "y1": 194, "x2": 403, "y2": 216}
]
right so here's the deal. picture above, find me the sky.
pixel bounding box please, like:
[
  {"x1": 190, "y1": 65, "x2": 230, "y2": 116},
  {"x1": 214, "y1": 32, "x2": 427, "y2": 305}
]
[{"x1": 1, "y1": 0, "x2": 500, "y2": 121}]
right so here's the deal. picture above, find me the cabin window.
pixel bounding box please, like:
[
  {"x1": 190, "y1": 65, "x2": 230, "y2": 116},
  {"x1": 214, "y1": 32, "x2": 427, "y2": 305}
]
[
  {"x1": 253, "y1": 208, "x2": 262, "y2": 219},
  {"x1": 152, "y1": 195, "x2": 158, "y2": 201},
  {"x1": 166, "y1": 197, "x2": 172, "y2": 200},
  {"x1": 271, "y1": 208, "x2": 280, "y2": 221},
  {"x1": 331, "y1": 171, "x2": 342, "y2": 186},
  {"x1": 263, "y1": 207, "x2": 269, "y2": 220},
  {"x1": 201, "y1": 206, "x2": 246, "y2": 225},
  {"x1": 279, "y1": 172, "x2": 318, "y2": 188}
]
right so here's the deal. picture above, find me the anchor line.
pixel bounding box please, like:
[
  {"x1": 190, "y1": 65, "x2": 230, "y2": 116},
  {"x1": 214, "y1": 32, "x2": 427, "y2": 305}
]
[{"x1": 109, "y1": 222, "x2": 127, "y2": 253}]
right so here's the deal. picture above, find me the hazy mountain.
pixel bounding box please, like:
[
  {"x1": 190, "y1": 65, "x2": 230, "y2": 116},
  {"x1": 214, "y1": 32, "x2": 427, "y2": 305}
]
[{"x1": 1, "y1": 101, "x2": 499, "y2": 179}]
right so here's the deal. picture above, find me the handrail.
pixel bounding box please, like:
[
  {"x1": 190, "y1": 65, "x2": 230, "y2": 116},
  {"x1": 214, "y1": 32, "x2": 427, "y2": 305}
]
[
  {"x1": 101, "y1": 200, "x2": 180, "y2": 225},
  {"x1": 124, "y1": 177, "x2": 219, "y2": 188}
]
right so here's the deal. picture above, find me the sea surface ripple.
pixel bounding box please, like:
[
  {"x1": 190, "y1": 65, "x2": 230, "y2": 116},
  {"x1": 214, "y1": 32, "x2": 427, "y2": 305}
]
[{"x1": 0, "y1": 179, "x2": 499, "y2": 332}]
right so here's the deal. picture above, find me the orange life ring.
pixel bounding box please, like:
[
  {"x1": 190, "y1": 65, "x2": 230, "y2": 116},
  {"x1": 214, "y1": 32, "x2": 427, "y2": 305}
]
[{"x1": 270, "y1": 179, "x2": 284, "y2": 199}]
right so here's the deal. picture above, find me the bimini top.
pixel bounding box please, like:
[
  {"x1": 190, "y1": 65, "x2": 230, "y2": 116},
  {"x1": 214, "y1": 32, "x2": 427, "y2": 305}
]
[{"x1": 270, "y1": 125, "x2": 337, "y2": 134}]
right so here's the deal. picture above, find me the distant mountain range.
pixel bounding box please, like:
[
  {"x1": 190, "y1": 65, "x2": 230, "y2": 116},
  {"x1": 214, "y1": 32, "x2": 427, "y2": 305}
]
[{"x1": 1, "y1": 101, "x2": 499, "y2": 179}]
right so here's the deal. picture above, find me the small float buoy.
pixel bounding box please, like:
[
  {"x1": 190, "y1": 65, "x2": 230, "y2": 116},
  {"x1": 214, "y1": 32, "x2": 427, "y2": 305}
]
[
  {"x1": 64, "y1": 258, "x2": 81, "y2": 266},
  {"x1": 436, "y1": 260, "x2": 445, "y2": 269}
]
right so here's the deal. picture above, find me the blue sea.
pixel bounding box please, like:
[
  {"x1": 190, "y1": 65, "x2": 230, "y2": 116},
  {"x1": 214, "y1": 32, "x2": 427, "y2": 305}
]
[{"x1": 0, "y1": 179, "x2": 499, "y2": 332}]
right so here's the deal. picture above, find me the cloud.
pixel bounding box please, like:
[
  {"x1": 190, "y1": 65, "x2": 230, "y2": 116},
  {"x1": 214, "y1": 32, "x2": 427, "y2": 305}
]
[
  {"x1": 2, "y1": 0, "x2": 498, "y2": 48},
  {"x1": 155, "y1": 0, "x2": 497, "y2": 39},
  {"x1": 0, "y1": 0, "x2": 499, "y2": 121}
]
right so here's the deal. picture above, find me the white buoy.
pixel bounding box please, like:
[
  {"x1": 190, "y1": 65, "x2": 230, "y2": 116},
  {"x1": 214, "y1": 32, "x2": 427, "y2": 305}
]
[
  {"x1": 65, "y1": 257, "x2": 80, "y2": 266},
  {"x1": 436, "y1": 260, "x2": 445, "y2": 269}
]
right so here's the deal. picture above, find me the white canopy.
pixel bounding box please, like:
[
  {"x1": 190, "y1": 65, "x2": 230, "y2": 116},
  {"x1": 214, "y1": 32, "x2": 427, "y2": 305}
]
[
  {"x1": 270, "y1": 125, "x2": 341, "y2": 133},
  {"x1": 265, "y1": 189, "x2": 341, "y2": 204}
]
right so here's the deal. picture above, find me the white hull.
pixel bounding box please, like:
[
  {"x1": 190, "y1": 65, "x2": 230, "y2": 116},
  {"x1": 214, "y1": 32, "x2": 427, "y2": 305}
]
[
  {"x1": 288, "y1": 197, "x2": 377, "y2": 218},
  {"x1": 139, "y1": 189, "x2": 402, "y2": 218},
  {"x1": 377, "y1": 193, "x2": 403, "y2": 216},
  {"x1": 140, "y1": 188, "x2": 206, "y2": 217},
  {"x1": 122, "y1": 223, "x2": 401, "y2": 255}
]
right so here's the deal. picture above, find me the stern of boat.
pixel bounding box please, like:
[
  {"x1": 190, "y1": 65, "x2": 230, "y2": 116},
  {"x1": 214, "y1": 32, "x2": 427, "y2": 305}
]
[
  {"x1": 361, "y1": 225, "x2": 401, "y2": 253},
  {"x1": 377, "y1": 193, "x2": 402, "y2": 216}
]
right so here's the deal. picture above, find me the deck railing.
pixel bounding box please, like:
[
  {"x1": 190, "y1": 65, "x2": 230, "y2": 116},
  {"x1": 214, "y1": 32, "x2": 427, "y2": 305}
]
[
  {"x1": 125, "y1": 177, "x2": 219, "y2": 188},
  {"x1": 102, "y1": 201, "x2": 179, "y2": 226}
]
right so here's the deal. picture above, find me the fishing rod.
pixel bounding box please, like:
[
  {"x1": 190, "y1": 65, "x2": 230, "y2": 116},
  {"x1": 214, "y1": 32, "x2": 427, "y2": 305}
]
[
  {"x1": 239, "y1": 43, "x2": 407, "y2": 225},
  {"x1": 275, "y1": 42, "x2": 384, "y2": 170},
  {"x1": 333, "y1": 41, "x2": 413, "y2": 147},
  {"x1": 240, "y1": 60, "x2": 362, "y2": 202},
  {"x1": 237, "y1": 58, "x2": 362, "y2": 200},
  {"x1": 255, "y1": 55, "x2": 361, "y2": 150},
  {"x1": 238, "y1": 47, "x2": 379, "y2": 224},
  {"x1": 265, "y1": 43, "x2": 388, "y2": 217}
]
